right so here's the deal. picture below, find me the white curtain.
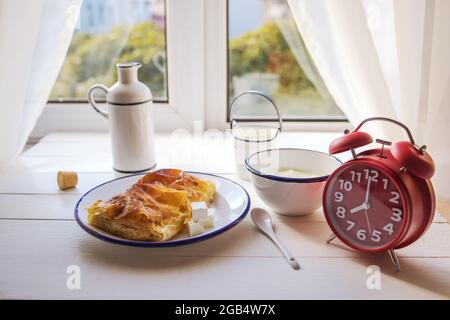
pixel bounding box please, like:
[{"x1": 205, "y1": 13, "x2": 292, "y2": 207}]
[
  {"x1": 0, "y1": 0, "x2": 82, "y2": 167},
  {"x1": 288, "y1": 0, "x2": 450, "y2": 200}
]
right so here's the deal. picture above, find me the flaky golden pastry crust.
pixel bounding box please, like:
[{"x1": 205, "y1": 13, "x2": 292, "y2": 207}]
[
  {"x1": 87, "y1": 169, "x2": 216, "y2": 241},
  {"x1": 137, "y1": 169, "x2": 216, "y2": 204}
]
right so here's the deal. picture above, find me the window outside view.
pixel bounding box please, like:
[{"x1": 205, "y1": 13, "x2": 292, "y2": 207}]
[
  {"x1": 50, "y1": 0, "x2": 343, "y2": 120},
  {"x1": 49, "y1": 0, "x2": 167, "y2": 102},
  {"x1": 228, "y1": 0, "x2": 343, "y2": 119}
]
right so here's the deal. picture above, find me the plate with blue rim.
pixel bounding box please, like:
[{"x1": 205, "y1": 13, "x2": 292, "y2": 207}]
[{"x1": 75, "y1": 171, "x2": 251, "y2": 247}]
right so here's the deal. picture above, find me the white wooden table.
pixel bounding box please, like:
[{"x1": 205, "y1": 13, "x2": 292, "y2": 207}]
[{"x1": 1, "y1": 132, "x2": 449, "y2": 299}]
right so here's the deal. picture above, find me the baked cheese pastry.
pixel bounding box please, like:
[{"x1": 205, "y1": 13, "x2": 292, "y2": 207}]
[
  {"x1": 87, "y1": 169, "x2": 216, "y2": 241},
  {"x1": 88, "y1": 183, "x2": 192, "y2": 241},
  {"x1": 137, "y1": 169, "x2": 216, "y2": 204}
]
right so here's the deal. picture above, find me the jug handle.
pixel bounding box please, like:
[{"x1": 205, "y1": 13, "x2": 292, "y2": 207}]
[{"x1": 88, "y1": 84, "x2": 109, "y2": 118}]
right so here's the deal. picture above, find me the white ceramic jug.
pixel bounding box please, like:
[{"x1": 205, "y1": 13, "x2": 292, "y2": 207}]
[{"x1": 88, "y1": 62, "x2": 156, "y2": 173}]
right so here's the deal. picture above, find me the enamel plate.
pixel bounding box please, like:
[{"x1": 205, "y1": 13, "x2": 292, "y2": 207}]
[{"x1": 75, "y1": 172, "x2": 251, "y2": 247}]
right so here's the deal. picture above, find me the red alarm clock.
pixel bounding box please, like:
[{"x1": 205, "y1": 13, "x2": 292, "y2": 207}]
[{"x1": 323, "y1": 117, "x2": 436, "y2": 271}]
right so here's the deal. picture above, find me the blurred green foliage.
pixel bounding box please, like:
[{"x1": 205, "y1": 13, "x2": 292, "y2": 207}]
[
  {"x1": 50, "y1": 19, "x2": 335, "y2": 116},
  {"x1": 50, "y1": 21, "x2": 167, "y2": 101},
  {"x1": 229, "y1": 21, "x2": 315, "y2": 96}
]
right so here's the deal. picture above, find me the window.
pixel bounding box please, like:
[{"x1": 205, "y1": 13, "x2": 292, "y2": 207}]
[
  {"x1": 227, "y1": 0, "x2": 344, "y2": 120},
  {"x1": 49, "y1": 0, "x2": 168, "y2": 103},
  {"x1": 34, "y1": 0, "x2": 347, "y2": 138}
]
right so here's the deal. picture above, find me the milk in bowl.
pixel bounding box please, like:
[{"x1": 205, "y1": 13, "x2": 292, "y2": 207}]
[{"x1": 245, "y1": 148, "x2": 342, "y2": 216}]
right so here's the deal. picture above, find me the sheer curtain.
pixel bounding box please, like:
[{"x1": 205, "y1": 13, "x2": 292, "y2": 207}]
[
  {"x1": 287, "y1": 0, "x2": 450, "y2": 200},
  {"x1": 0, "y1": 0, "x2": 82, "y2": 167}
]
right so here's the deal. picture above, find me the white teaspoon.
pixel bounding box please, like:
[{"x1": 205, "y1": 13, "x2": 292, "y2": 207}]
[{"x1": 251, "y1": 208, "x2": 300, "y2": 270}]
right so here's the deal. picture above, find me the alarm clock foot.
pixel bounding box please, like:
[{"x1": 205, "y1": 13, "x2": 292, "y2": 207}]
[
  {"x1": 326, "y1": 233, "x2": 336, "y2": 244},
  {"x1": 388, "y1": 249, "x2": 401, "y2": 272}
]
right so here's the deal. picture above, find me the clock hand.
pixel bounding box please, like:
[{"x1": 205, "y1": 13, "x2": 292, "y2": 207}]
[
  {"x1": 350, "y1": 203, "x2": 368, "y2": 214},
  {"x1": 351, "y1": 177, "x2": 373, "y2": 214},
  {"x1": 364, "y1": 206, "x2": 372, "y2": 234},
  {"x1": 364, "y1": 176, "x2": 372, "y2": 205},
  {"x1": 363, "y1": 177, "x2": 373, "y2": 234}
]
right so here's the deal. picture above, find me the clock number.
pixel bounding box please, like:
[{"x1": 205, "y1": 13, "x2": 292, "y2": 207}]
[
  {"x1": 336, "y1": 206, "x2": 346, "y2": 219},
  {"x1": 370, "y1": 170, "x2": 379, "y2": 182},
  {"x1": 371, "y1": 230, "x2": 382, "y2": 242},
  {"x1": 346, "y1": 220, "x2": 356, "y2": 231},
  {"x1": 383, "y1": 223, "x2": 394, "y2": 236},
  {"x1": 357, "y1": 229, "x2": 367, "y2": 241},
  {"x1": 391, "y1": 208, "x2": 402, "y2": 222},
  {"x1": 339, "y1": 179, "x2": 352, "y2": 191},
  {"x1": 334, "y1": 192, "x2": 343, "y2": 203},
  {"x1": 389, "y1": 191, "x2": 400, "y2": 204},
  {"x1": 382, "y1": 178, "x2": 389, "y2": 190},
  {"x1": 364, "y1": 169, "x2": 379, "y2": 182},
  {"x1": 350, "y1": 171, "x2": 362, "y2": 183}
]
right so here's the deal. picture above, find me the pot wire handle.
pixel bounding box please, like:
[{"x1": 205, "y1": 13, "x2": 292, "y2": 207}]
[{"x1": 229, "y1": 90, "x2": 283, "y2": 135}]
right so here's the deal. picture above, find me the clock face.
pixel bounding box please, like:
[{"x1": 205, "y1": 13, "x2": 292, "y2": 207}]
[{"x1": 324, "y1": 162, "x2": 407, "y2": 251}]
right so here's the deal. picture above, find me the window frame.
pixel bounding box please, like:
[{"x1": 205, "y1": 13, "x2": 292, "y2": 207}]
[{"x1": 31, "y1": 0, "x2": 349, "y2": 139}]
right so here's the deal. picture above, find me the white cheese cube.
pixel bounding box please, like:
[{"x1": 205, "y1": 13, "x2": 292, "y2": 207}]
[
  {"x1": 201, "y1": 215, "x2": 215, "y2": 228},
  {"x1": 191, "y1": 201, "x2": 208, "y2": 221},
  {"x1": 187, "y1": 221, "x2": 204, "y2": 237},
  {"x1": 199, "y1": 208, "x2": 215, "y2": 228}
]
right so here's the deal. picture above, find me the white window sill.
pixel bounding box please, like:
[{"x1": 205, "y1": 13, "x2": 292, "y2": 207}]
[
  {"x1": 30, "y1": 103, "x2": 350, "y2": 140},
  {"x1": 20, "y1": 130, "x2": 346, "y2": 174}
]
